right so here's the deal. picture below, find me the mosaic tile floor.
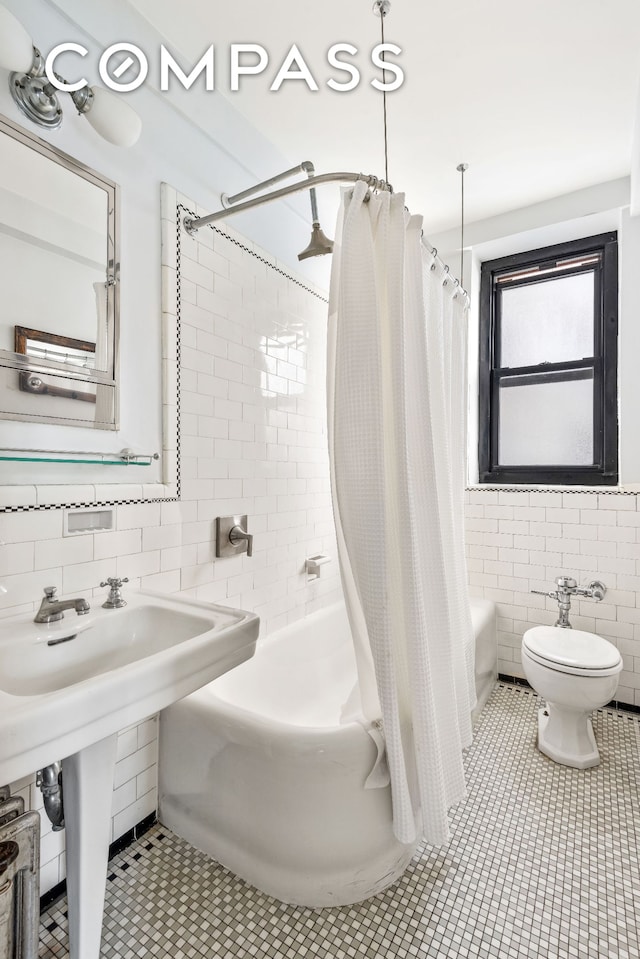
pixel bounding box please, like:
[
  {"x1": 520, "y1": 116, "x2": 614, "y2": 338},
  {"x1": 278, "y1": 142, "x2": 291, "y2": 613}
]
[{"x1": 38, "y1": 683, "x2": 640, "y2": 958}]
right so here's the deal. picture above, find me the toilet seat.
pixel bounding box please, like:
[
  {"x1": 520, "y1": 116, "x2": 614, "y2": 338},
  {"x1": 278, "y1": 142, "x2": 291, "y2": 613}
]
[{"x1": 522, "y1": 626, "x2": 622, "y2": 678}]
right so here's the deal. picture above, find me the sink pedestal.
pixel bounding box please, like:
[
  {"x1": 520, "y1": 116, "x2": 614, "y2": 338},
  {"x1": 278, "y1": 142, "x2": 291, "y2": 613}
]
[{"x1": 63, "y1": 733, "x2": 118, "y2": 959}]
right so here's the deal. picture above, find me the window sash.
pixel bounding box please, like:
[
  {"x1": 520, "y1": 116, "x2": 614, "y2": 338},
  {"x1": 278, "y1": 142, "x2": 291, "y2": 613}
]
[
  {"x1": 478, "y1": 232, "x2": 618, "y2": 486},
  {"x1": 491, "y1": 361, "x2": 600, "y2": 470},
  {"x1": 495, "y1": 264, "x2": 601, "y2": 370}
]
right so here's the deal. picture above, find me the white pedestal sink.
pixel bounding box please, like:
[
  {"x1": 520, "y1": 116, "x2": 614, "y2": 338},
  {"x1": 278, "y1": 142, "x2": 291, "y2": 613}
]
[{"x1": 0, "y1": 589, "x2": 259, "y2": 959}]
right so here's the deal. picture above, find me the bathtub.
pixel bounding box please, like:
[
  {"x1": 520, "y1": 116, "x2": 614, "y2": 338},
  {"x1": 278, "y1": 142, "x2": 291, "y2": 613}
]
[{"x1": 158, "y1": 597, "x2": 496, "y2": 907}]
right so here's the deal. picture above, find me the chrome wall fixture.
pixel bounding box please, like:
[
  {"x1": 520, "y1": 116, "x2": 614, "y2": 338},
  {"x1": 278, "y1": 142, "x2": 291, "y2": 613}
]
[
  {"x1": 531, "y1": 576, "x2": 606, "y2": 629},
  {"x1": 215, "y1": 515, "x2": 254, "y2": 558},
  {"x1": 0, "y1": 4, "x2": 141, "y2": 146},
  {"x1": 305, "y1": 554, "x2": 331, "y2": 580}
]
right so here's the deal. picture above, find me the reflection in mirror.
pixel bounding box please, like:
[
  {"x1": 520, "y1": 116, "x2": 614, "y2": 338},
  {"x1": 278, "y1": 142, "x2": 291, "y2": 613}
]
[
  {"x1": 0, "y1": 363, "x2": 115, "y2": 427},
  {"x1": 16, "y1": 327, "x2": 97, "y2": 402},
  {"x1": 0, "y1": 112, "x2": 118, "y2": 429}
]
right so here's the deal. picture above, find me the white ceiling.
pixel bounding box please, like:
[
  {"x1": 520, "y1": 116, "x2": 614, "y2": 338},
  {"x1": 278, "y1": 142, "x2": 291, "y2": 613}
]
[{"x1": 127, "y1": 0, "x2": 640, "y2": 236}]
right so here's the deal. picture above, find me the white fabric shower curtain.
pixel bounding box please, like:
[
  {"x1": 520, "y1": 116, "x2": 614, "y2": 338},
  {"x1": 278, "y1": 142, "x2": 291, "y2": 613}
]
[{"x1": 327, "y1": 181, "x2": 476, "y2": 846}]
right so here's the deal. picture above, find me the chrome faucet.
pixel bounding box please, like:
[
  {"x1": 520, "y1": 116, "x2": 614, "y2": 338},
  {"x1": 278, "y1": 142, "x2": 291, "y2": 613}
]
[
  {"x1": 530, "y1": 576, "x2": 606, "y2": 628},
  {"x1": 34, "y1": 587, "x2": 90, "y2": 624},
  {"x1": 100, "y1": 577, "x2": 129, "y2": 609}
]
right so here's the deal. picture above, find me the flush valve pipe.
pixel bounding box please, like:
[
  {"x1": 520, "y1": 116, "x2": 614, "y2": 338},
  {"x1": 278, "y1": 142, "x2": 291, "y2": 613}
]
[
  {"x1": 530, "y1": 576, "x2": 606, "y2": 628},
  {"x1": 36, "y1": 762, "x2": 64, "y2": 831}
]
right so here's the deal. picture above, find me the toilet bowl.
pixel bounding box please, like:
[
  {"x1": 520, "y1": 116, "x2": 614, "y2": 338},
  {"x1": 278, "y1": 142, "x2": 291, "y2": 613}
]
[{"x1": 521, "y1": 626, "x2": 622, "y2": 769}]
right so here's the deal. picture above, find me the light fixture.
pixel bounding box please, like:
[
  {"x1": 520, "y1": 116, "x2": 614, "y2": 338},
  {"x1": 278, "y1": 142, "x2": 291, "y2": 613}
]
[{"x1": 0, "y1": 4, "x2": 141, "y2": 146}]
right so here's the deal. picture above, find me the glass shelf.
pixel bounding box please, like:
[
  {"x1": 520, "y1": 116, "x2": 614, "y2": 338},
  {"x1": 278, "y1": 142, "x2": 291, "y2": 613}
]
[{"x1": 0, "y1": 449, "x2": 158, "y2": 466}]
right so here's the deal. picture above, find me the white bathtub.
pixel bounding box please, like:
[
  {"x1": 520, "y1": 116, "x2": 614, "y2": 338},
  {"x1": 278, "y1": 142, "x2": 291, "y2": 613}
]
[{"x1": 158, "y1": 597, "x2": 496, "y2": 907}]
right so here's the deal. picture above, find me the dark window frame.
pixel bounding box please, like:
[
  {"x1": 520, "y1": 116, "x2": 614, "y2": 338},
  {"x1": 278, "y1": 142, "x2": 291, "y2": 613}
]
[{"x1": 478, "y1": 232, "x2": 618, "y2": 486}]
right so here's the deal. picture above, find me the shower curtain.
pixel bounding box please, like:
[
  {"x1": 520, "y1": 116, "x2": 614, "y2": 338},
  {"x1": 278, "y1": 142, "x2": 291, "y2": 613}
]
[{"x1": 327, "y1": 181, "x2": 476, "y2": 846}]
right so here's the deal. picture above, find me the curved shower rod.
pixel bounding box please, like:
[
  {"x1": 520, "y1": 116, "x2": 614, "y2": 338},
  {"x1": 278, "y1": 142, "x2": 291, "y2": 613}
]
[
  {"x1": 182, "y1": 170, "x2": 392, "y2": 236},
  {"x1": 182, "y1": 163, "x2": 468, "y2": 299}
]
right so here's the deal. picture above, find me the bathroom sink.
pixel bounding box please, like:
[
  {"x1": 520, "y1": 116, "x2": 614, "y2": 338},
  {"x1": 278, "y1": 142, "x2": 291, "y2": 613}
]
[
  {"x1": 0, "y1": 588, "x2": 259, "y2": 959},
  {"x1": 0, "y1": 589, "x2": 259, "y2": 784},
  {"x1": 1, "y1": 605, "x2": 216, "y2": 697}
]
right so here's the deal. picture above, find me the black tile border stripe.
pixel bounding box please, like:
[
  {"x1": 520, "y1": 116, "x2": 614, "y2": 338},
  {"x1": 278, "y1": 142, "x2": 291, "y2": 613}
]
[
  {"x1": 0, "y1": 495, "x2": 175, "y2": 515},
  {"x1": 39, "y1": 813, "x2": 157, "y2": 913},
  {"x1": 469, "y1": 486, "x2": 637, "y2": 496},
  {"x1": 179, "y1": 203, "x2": 329, "y2": 305},
  {"x1": 498, "y1": 673, "x2": 640, "y2": 714}
]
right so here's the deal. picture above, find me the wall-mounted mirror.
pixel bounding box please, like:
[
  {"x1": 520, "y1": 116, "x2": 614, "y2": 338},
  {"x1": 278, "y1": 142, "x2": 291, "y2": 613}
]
[{"x1": 0, "y1": 113, "x2": 118, "y2": 430}]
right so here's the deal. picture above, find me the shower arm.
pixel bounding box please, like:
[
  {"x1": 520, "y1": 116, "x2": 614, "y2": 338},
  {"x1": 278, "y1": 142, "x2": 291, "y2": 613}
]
[{"x1": 182, "y1": 168, "x2": 392, "y2": 236}]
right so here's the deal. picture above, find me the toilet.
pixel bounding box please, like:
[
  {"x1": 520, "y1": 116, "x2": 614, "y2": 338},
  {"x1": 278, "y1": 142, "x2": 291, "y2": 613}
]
[{"x1": 521, "y1": 626, "x2": 623, "y2": 768}]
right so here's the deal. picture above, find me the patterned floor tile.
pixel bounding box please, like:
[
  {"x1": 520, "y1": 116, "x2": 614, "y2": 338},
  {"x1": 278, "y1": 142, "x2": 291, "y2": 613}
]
[{"x1": 38, "y1": 683, "x2": 640, "y2": 958}]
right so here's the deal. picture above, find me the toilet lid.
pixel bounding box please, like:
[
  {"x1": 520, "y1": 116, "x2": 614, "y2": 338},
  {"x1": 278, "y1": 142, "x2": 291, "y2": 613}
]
[{"x1": 523, "y1": 626, "x2": 622, "y2": 671}]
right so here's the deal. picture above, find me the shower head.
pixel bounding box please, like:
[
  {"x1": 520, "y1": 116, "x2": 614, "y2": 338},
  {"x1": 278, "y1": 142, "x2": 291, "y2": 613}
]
[
  {"x1": 298, "y1": 184, "x2": 334, "y2": 260},
  {"x1": 298, "y1": 222, "x2": 334, "y2": 260}
]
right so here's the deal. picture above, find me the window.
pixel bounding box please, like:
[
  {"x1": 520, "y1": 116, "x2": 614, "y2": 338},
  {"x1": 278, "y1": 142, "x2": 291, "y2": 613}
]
[{"x1": 478, "y1": 232, "x2": 618, "y2": 485}]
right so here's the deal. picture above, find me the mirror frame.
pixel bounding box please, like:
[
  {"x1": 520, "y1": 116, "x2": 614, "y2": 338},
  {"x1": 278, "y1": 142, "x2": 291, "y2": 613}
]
[
  {"x1": 0, "y1": 182, "x2": 178, "y2": 513},
  {"x1": 0, "y1": 112, "x2": 119, "y2": 429}
]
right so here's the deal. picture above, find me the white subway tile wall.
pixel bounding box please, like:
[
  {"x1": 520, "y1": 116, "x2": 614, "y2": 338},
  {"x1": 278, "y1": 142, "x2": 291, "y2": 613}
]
[
  {"x1": 1, "y1": 189, "x2": 340, "y2": 893},
  {"x1": 465, "y1": 488, "x2": 640, "y2": 707}
]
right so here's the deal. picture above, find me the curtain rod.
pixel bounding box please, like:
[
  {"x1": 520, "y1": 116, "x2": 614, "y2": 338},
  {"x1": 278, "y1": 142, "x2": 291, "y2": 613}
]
[
  {"x1": 182, "y1": 170, "x2": 468, "y2": 300},
  {"x1": 182, "y1": 171, "x2": 392, "y2": 235},
  {"x1": 421, "y1": 238, "x2": 469, "y2": 303}
]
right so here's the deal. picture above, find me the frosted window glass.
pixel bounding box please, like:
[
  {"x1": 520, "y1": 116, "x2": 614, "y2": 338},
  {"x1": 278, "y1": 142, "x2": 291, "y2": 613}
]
[
  {"x1": 499, "y1": 375, "x2": 593, "y2": 466},
  {"x1": 500, "y1": 272, "x2": 594, "y2": 368}
]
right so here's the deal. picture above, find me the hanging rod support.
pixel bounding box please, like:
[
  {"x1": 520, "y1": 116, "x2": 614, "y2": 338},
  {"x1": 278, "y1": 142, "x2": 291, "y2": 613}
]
[
  {"x1": 456, "y1": 162, "x2": 469, "y2": 284},
  {"x1": 183, "y1": 170, "x2": 393, "y2": 235},
  {"x1": 372, "y1": 0, "x2": 391, "y2": 16}
]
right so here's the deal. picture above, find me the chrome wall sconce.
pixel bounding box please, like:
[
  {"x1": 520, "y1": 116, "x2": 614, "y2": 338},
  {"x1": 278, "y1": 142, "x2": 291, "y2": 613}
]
[{"x1": 0, "y1": 4, "x2": 141, "y2": 147}]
